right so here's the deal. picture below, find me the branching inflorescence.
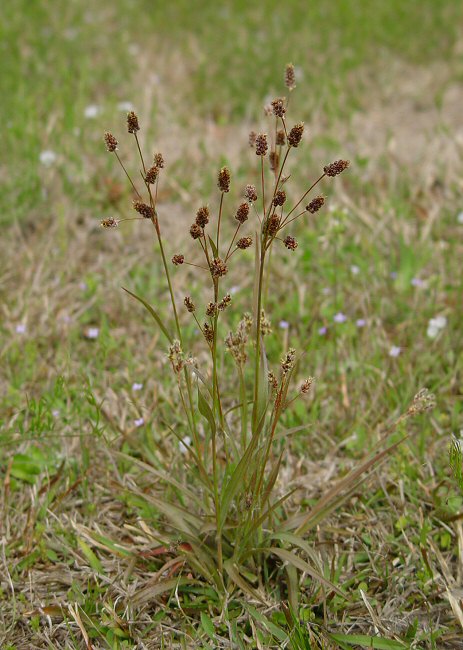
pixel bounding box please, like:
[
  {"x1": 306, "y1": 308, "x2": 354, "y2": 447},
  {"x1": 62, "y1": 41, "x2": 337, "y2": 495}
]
[{"x1": 100, "y1": 64, "x2": 352, "y2": 599}]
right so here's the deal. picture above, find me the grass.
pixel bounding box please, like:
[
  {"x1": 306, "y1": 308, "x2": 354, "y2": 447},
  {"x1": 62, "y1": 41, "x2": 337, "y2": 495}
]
[{"x1": 1, "y1": 0, "x2": 463, "y2": 648}]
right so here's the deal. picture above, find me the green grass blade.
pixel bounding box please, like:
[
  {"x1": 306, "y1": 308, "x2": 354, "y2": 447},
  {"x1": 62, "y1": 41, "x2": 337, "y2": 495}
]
[
  {"x1": 122, "y1": 287, "x2": 173, "y2": 343},
  {"x1": 329, "y1": 633, "x2": 407, "y2": 649}
]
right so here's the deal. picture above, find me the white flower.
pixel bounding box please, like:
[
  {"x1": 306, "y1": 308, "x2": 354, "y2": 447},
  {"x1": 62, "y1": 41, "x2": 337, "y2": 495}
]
[
  {"x1": 134, "y1": 417, "x2": 144, "y2": 428},
  {"x1": 389, "y1": 345, "x2": 401, "y2": 358},
  {"x1": 39, "y1": 150, "x2": 57, "y2": 166},
  {"x1": 15, "y1": 323, "x2": 26, "y2": 334},
  {"x1": 132, "y1": 382, "x2": 143, "y2": 391},
  {"x1": 117, "y1": 101, "x2": 134, "y2": 112},
  {"x1": 85, "y1": 327, "x2": 99, "y2": 339},
  {"x1": 179, "y1": 436, "x2": 192, "y2": 454},
  {"x1": 350, "y1": 265, "x2": 360, "y2": 275},
  {"x1": 427, "y1": 315, "x2": 447, "y2": 339},
  {"x1": 84, "y1": 104, "x2": 101, "y2": 119},
  {"x1": 457, "y1": 211, "x2": 463, "y2": 224},
  {"x1": 333, "y1": 312, "x2": 347, "y2": 323}
]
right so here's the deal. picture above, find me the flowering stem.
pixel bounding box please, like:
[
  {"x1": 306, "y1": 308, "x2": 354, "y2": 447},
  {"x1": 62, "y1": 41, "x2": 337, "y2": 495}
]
[
  {"x1": 114, "y1": 152, "x2": 142, "y2": 199},
  {"x1": 282, "y1": 173, "x2": 326, "y2": 225},
  {"x1": 216, "y1": 192, "x2": 224, "y2": 252}
]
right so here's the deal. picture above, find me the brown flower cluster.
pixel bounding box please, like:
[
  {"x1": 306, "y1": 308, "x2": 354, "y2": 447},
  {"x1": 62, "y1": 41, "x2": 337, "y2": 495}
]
[
  {"x1": 324, "y1": 159, "x2": 350, "y2": 177},
  {"x1": 284, "y1": 236, "x2": 298, "y2": 250},
  {"x1": 287, "y1": 122, "x2": 304, "y2": 147},
  {"x1": 133, "y1": 201, "x2": 155, "y2": 219},
  {"x1": 172, "y1": 254, "x2": 184, "y2": 265},
  {"x1": 104, "y1": 132, "x2": 118, "y2": 152},
  {"x1": 306, "y1": 196, "x2": 325, "y2": 213},
  {"x1": 255, "y1": 133, "x2": 268, "y2": 156},
  {"x1": 235, "y1": 203, "x2": 249, "y2": 223},
  {"x1": 210, "y1": 258, "x2": 227, "y2": 278},
  {"x1": 127, "y1": 111, "x2": 140, "y2": 133},
  {"x1": 218, "y1": 167, "x2": 231, "y2": 192}
]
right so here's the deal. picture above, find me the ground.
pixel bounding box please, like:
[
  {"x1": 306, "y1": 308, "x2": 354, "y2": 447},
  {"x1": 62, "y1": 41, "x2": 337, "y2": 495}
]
[{"x1": 1, "y1": 1, "x2": 463, "y2": 648}]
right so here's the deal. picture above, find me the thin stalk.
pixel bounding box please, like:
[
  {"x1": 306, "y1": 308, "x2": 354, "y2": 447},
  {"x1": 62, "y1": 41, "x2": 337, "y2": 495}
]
[
  {"x1": 216, "y1": 192, "x2": 224, "y2": 252},
  {"x1": 238, "y1": 365, "x2": 248, "y2": 451},
  {"x1": 261, "y1": 157, "x2": 266, "y2": 217},
  {"x1": 114, "y1": 152, "x2": 142, "y2": 199},
  {"x1": 282, "y1": 173, "x2": 326, "y2": 224},
  {"x1": 225, "y1": 223, "x2": 242, "y2": 262},
  {"x1": 251, "y1": 248, "x2": 267, "y2": 433}
]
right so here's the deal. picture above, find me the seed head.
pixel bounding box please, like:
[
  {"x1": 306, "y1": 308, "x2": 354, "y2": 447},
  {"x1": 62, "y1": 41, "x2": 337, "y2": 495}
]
[
  {"x1": 203, "y1": 323, "x2": 214, "y2": 343},
  {"x1": 127, "y1": 111, "x2": 140, "y2": 133},
  {"x1": 196, "y1": 206, "x2": 210, "y2": 228},
  {"x1": 273, "y1": 190, "x2": 286, "y2": 207},
  {"x1": 306, "y1": 196, "x2": 325, "y2": 213},
  {"x1": 288, "y1": 122, "x2": 304, "y2": 147},
  {"x1": 255, "y1": 133, "x2": 268, "y2": 156},
  {"x1": 260, "y1": 310, "x2": 272, "y2": 336},
  {"x1": 271, "y1": 98, "x2": 286, "y2": 118},
  {"x1": 284, "y1": 235, "x2": 298, "y2": 250},
  {"x1": 218, "y1": 294, "x2": 231, "y2": 311},
  {"x1": 133, "y1": 201, "x2": 155, "y2": 219},
  {"x1": 285, "y1": 63, "x2": 296, "y2": 91},
  {"x1": 206, "y1": 302, "x2": 218, "y2": 317},
  {"x1": 184, "y1": 296, "x2": 195, "y2": 312},
  {"x1": 104, "y1": 132, "x2": 118, "y2": 152},
  {"x1": 281, "y1": 348, "x2": 296, "y2": 374},
  {"x1": 324, "y1": 159, "x2": 350, "y2": 177},
  {"x1": 269, "y1": 151, "x2": 280, "y2": 171},
  {"x1": 153, "y1": 152, "x2": 165, "y2": 168},
  {"x1": 210, "y1": 257, "x2": 228, "y2": 278},
  {"x1": 264, "y1": 214, "x2": 280, "y2": 238},
  {"x1": 168, "y1": 340, "x2": 184, "y2": 373},
  {"x1": 249, "y1": 131, "x2": 257, "y2": 148},
  {"x1": 276, "y1": 129, "x2": 286, "y2": 146},
  {"x1": 237, "y1": 236, "x2": 253, "y2": 249},
  {"x1": 407, "y1": 388, "x2": 436, "y2": 416},
  {"x1": 101, "y1": 217, "x2": 118, "y2": 228},
  {"x1": 300, "y1": 377, "x2": 314, "y2": 394},
  {"x1": 145, "y1": 165, "x2": 159, "y2": 184},
  {"x1": 268, "y1": 370, "x2": 278, "y2": 392},
  {"x1": 235, "y1": 202, "x2": 250, "y2": 223},
  {"x1": 218, "y1": 166, "x2": 231, "y2": 193},
  {"x1": 172, "y1": 254, "x2": 184, "y2": 265},
  {"x1": 226, "y1": 314, "x2": 252, "y2": 364},
  {"x1": 244, "y1": 184, "x2": 258, "y2": 203},
  {"x1": 190, "y1": 223, "x2": 203, "y2": 239}
]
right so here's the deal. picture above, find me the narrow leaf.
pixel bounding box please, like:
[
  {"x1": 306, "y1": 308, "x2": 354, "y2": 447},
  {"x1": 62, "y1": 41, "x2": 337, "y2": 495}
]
[
  {"x1": 122, "y1": 287, "x2": 172, "y2": 343},
  {"x1": 198, "y1": 386, "x2": 216, "y2": 436},
  {"x1": 260, "y1": 547, "x2": 346, "y2": 598},
  {"x1": 329, "y1": 633, "x2": 407, "y2": 649}
]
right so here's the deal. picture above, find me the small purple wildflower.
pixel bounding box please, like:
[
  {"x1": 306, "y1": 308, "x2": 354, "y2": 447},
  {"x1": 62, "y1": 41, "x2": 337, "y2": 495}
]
[
  {"x1": 350, "y1": 265, "x2": 360, "y2": 275},
  {"x1": 390, "y1": 271, "x2": 398, "y2": 280},
  {"x1": 356, "y1": 318, "x2": 366, "y2": 328},
  {"x1": 318, "y1": 326, "x2": 327, "y2": 335},
  {"x1": 389, "y1": 345, "x2": 401, "y2": 358},
  {"x1": 15, "y1": 324, "x2": 26, "y2": 334},
  {"x1": 85, "y1": 327, "x2": 99, "y2": 339},
  {"x1": 333, "y1": 312, "x2": 347, "y2": 323},
  {"x1": 134, "y1": 417, "x2": 144, "y2": 428},
  {"x1": 411, "y1": 277, "x2": 424, "y2": 287},
  {"x1": 279, "y1": 320, "x2": 289, "y2": 330},
  {"x1": 132, "y1": 382, "x2": 143, "y2": 391}
]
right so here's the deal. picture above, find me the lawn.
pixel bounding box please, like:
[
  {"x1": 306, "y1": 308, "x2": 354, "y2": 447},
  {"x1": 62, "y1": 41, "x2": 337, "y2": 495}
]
[{"x1": 1, "y1": 1, "x2": 463, "y2": 648}]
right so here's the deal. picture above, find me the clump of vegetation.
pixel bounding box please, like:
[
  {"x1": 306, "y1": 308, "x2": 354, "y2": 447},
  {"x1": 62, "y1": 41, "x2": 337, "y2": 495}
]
[{"x1": 100, "y1": 65, "x2": 435, "y2": 614}]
